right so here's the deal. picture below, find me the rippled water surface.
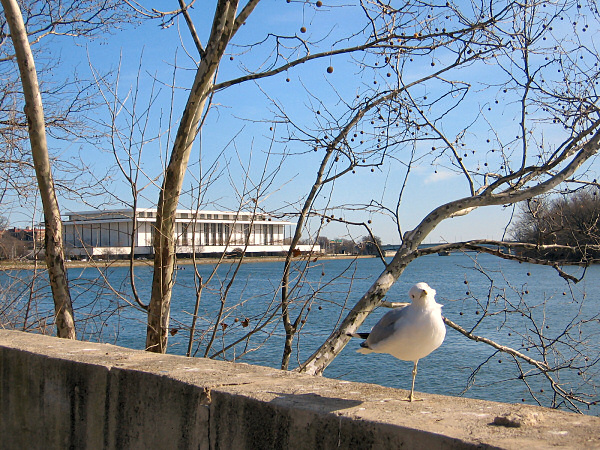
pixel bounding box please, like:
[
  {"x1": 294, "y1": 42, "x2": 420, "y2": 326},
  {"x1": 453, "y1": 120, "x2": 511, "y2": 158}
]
[{"x1": 4, "y1": 252, "x2": 599, "y2": 414}]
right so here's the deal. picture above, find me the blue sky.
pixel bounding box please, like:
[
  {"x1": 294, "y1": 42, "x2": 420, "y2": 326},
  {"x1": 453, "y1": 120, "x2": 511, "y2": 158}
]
[{"x1": 11, "y1": 0, "x2": 595, "y2": 244}]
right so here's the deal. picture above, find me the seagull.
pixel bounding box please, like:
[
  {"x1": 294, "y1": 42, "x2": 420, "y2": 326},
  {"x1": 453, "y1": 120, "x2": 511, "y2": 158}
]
[{"x1": 351, "y1": 282, "x2": 446, "y2": 402}]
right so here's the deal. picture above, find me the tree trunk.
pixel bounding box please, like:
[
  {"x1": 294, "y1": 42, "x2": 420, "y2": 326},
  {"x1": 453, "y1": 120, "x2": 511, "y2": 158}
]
[
  {"x1": 146, "y1": 0, "x2": 239, "y2": 352},
  {"x1": 2, "y1": 0, "x2": 76, "y2": 339}
]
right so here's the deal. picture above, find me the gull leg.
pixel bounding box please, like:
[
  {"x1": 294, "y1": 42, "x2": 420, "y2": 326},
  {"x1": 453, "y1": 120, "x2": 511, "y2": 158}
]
[{"x1": 406, "y1": 360, "x2": 423, "y2": 402}]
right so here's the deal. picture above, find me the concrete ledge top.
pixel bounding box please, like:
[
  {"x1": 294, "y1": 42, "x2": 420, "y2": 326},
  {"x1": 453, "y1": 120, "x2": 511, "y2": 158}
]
[{"x1": 1, "y1": 330, "x2": 599, "y2": 449}]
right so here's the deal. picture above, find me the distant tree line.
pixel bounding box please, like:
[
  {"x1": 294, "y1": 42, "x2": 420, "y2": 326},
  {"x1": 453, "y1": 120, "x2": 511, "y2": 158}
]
[
  {"x1": 316, "y1": 235, "x2": 382, "y2": 256},
  {"x1": 511, "y1": 188, "x2": 600, "y2": 262}
]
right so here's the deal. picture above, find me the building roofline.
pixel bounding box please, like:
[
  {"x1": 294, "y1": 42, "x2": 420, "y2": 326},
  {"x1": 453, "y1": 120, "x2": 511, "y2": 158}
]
[
  {"x1": 63, "y1": 208, "x2": 294, "y2": 225},
  {"x1": 65, "y1": 208, "x2": 284, "y2": 215}
]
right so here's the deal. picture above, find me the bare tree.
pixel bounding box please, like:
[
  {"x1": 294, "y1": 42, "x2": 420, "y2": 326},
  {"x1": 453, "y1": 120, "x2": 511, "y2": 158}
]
[
  {"x1": 140, "y1": 0, "x2": 252, "y2": 352},
  {"x1": 0, "y1": 0, "x2": 137, "y2": 336},
  {"x1": 2, "y1": 0, "x2": 75, "y2": 338}
]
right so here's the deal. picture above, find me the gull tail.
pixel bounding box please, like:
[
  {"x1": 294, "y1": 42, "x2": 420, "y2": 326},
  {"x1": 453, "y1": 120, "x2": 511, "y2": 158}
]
[
  {"x1": 347, "y1": 332, "x2": 373, "y2": 354},
  {"x1": 347, "y1": 332, "x2": 370, "y2": 340}
]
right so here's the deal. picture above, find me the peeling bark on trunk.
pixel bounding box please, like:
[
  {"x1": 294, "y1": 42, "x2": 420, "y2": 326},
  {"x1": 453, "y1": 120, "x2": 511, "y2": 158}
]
[
  {"x1": 146, "y1": 0, "x2": 239, "y2": 352},
  {"x1": 2, "y1": 0, "x2": 76, "y2": 339}
]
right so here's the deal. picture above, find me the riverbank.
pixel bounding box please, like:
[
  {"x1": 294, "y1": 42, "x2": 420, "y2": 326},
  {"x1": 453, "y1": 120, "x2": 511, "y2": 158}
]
[{"x1": 0, "y1": 254, "x2": 377, "y2": 271}]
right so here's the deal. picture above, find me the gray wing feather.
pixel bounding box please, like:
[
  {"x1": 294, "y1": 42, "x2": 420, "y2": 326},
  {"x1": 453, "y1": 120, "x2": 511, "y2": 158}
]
[{"x1": 366, "y1": 306, "x2": 410, "y2": 346}]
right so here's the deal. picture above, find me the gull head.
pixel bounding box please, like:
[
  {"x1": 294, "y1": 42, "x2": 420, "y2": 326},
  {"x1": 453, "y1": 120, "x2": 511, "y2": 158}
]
[{"x1": 409, "y1": 282, "x2": 436, "y2": 304}]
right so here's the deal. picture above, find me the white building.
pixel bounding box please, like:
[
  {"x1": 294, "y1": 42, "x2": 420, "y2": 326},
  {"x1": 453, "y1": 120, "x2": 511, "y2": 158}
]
[{"x1": 62, "y1": 208, "x2": 316, "y2": 259}]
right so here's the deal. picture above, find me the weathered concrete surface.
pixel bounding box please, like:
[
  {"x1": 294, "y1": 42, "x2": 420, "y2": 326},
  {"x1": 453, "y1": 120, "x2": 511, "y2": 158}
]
[{"x1": 1, "y1": 330, "x2": 599, "y2": 449}]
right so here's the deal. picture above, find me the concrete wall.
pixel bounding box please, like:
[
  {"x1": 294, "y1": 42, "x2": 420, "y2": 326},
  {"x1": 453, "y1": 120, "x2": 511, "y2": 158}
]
[{"x1": 1, "y1": 330, "x2": 599, "y2": 449}]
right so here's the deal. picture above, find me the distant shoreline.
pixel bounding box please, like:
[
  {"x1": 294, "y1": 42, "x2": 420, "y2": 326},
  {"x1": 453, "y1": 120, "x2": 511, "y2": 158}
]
[{"x1": 0, "y1": 254, "x2": 376, "y2": 271}]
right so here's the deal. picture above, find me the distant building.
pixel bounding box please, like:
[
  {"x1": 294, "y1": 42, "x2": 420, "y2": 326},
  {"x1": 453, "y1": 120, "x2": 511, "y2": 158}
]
[
  {"x1": 0, "y1": 227, "x2": 44, "y2": 260},
  {"x1": 62, "y1": 208, "x2": 317, "y2": 259},
  {"x1": 7, "y1": 227, "x2": 44, "y2": 243}
]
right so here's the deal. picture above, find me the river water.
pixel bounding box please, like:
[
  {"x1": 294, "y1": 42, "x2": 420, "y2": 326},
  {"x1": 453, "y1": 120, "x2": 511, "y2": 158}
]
[{"x1": 4, "y1": 252, "x2": 599, "y2": 414}]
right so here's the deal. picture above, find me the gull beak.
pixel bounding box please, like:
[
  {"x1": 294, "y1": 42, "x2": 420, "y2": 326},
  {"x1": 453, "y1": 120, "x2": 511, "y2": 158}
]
[{"x1": 420, "y1": 289, "x2": 427, "y2": 298}]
